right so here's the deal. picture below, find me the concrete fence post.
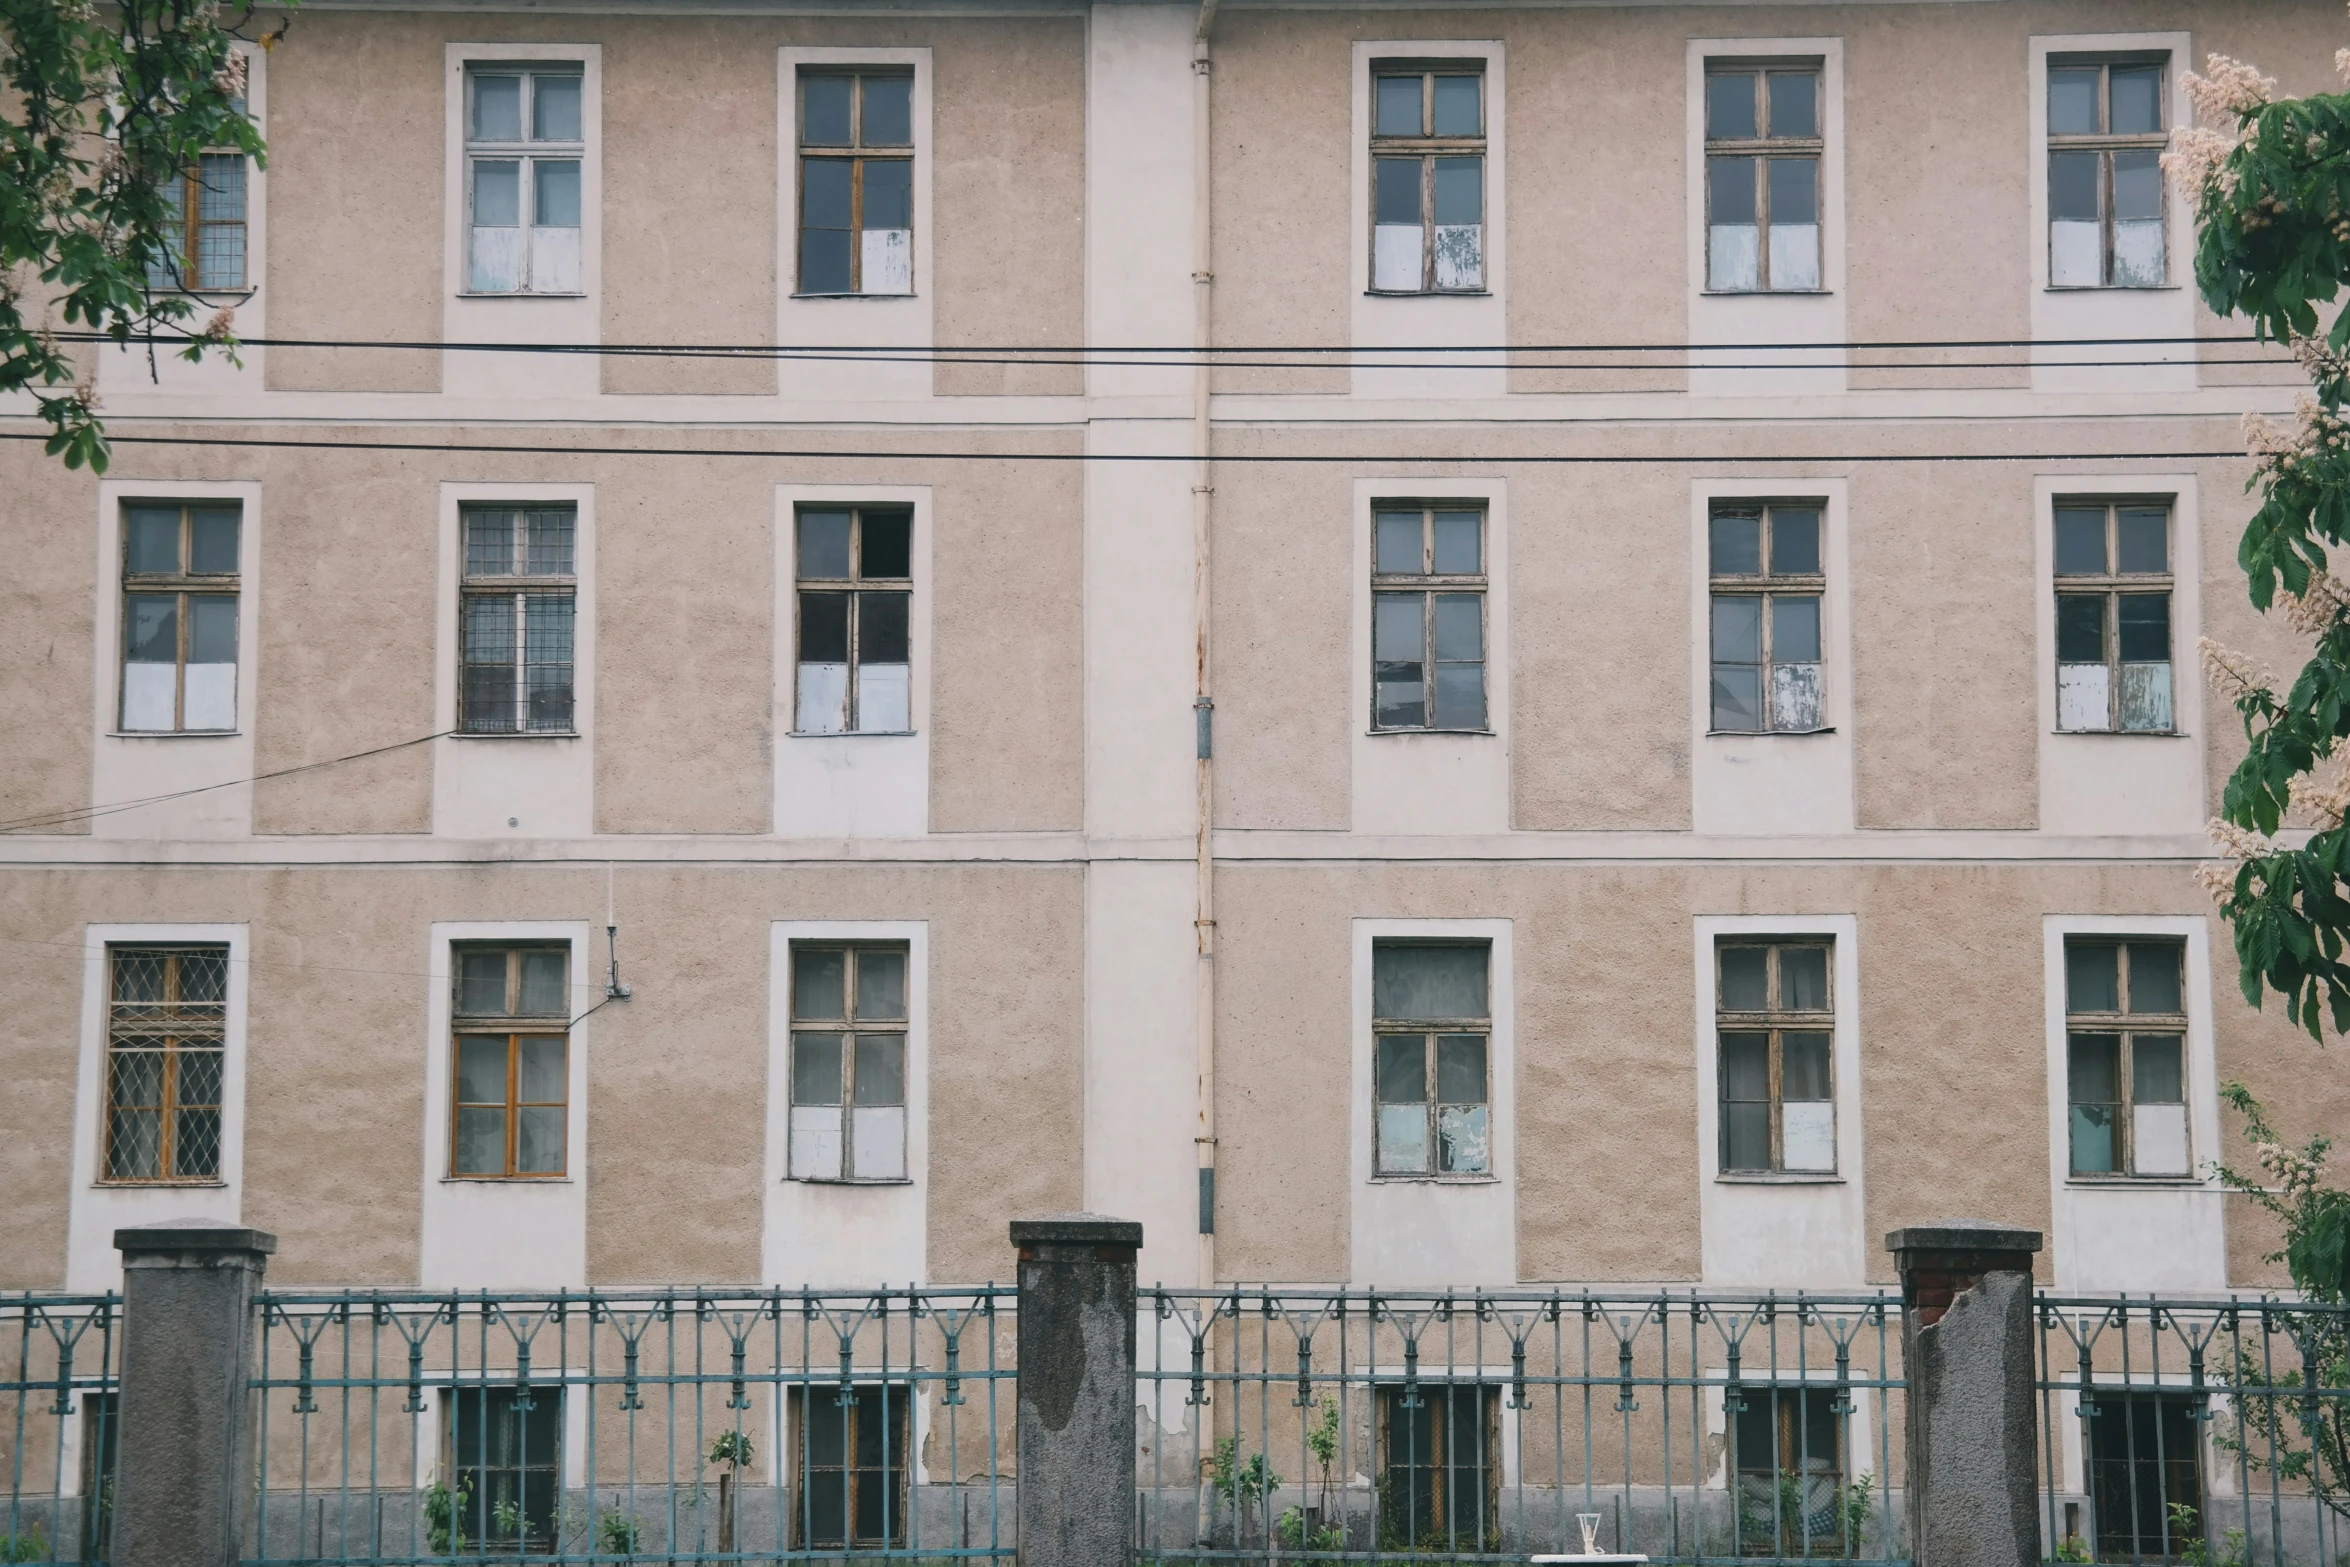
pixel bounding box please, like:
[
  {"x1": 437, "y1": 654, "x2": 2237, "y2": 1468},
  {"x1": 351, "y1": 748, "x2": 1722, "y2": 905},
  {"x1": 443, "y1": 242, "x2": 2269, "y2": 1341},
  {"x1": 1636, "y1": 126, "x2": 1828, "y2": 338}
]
[
  {"x1": 112, "y1": 1220, "x2": 277, "y2": 1567},
  {"x1": 1888, "y1": 1220, "x2": 2043, "y2": 1567},
  {"x1": 1012, "y1": 1213, "x2": 1141, "y2": 1567}
]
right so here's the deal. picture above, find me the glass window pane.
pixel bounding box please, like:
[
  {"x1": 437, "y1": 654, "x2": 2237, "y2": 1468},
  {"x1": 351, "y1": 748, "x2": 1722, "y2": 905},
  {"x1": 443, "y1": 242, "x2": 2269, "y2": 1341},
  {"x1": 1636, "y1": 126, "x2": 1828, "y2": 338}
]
[
  {"x1": 2115, "y1": 509, "x2": 2168, "y2": 573},
  {"x1": 1711, "y1": 664, "x2": 1761, "y2": 732},
  {"x1": 1373, "y1": 944, "x2": 1488, "y2": 1020},
  {"x1": 1719, "y1": 948, "x2": 1768, "y2": 1011},
  {"x1": 454, "y1": 1107, "x2": 507, "y2": 1175},
  {"x1": 1374, "y1": 592, "x2": 1424, "y2": 665},
  {"x1": 1432, "y1": 594, "x2": 1481, "y2": 661},
  {"x1": 464, "y1": 510, "x2": 516, "y2": 577},
  {"x1": 2127, "y1": 944, "x2": 2182, "y2": 1014},
  {"x1": 802, "y1": 75, "x2": 852, "y2": 145},
  {"x1": 517, "y1": 1036, "x2": 565, "y2": 1101},
  {"x1": 1374, "y1": 512, "x2": 1422, "y2": 574},
  {"x1": 515, "y1": 1107, "x2": 564, "y2": 1174},
  {"x1": 1431, "y1": 511, "x2": 1480, "y2": 574},
  {"x1": 855, "y1": 949, "x2": 907, "y2": 1021},
  {"x1": 525, "y1": 509, "x2": 574, "y2": 576},
  {"x1": 1782, "y1": 1032, "x2": 1832, "y2": 1099},
  {"x1": 2049, "y1": 150, "x2": 2100, "y2": 223},
  {"x1": 472, "y1": 159, "x2": 521, "y2": 226},
  {"x1": 798, "y1": 510, "x2": 853, "y2": 579},
  {"x1": 1772, "y1": 596, "x2": 1821, "y2": 664},
  {"x1": 2110, "y1": 67, "x2": 2162, "y2": 135},
  {"x1": 458, "y1": 951, "x2": 508, "y2": 1015},
  {"x1": 1431, "y1": 75, "x2": 1479, "y2": 136},
  {"x1": 534, "y1": 159, "x2": 580, "y2": 228},
  {"x1": 1711, "y1": 512, "x2": 1763, "y2": 576},
  {"x1": 124, "y1": 595, "x2": 177, "y2": 663},
  {"x1": 853, "y1": 1035, "x2": 905, "y2": 1105},
  {"x1": 2067, "y1": 942, "x2": 2121, "y2": 1012},
  {"x1": 1779, "y1": 946, "x2": 1829, "y2": 1011},
  {"x1": 1767, "y1": 72, "x2": 1816, "y2": 139},
  {"x1": 793, "y1": 1033, "x2": 845, "y2": 1105},
  {"x1": 518, "y1": 950, "x2": 566, "y2": 1014},
  {"x1": 188, "y1": 509, "x2": 239, "y2": 574},
  {"x1": 1723, "y1": 1101, "x2": 1771, "y2": 1171},
  {"x1": 1435, "y1": 1035, "x2": 1485, "y2": 1104},
  {"x1": 2056, "y1": 594, "x2": 2106, "y2": 663},
  {"x1": 799, "y1": 217, "x2": 852, "y2": 294},
  {"x1": 2112, "y1": 149, "x2": 2162, "y2": 222},
  {"x1": 801, "y1": 152, "x2": 853, "y2": 226},
  {"x1": 860, "y1": 513, "x2": 913, "y2": 579},
  {"x1": 1769, "y1": 510, "x2": 1819, "y2": 575},
  {"x1": 1708, "y1": 155, "x2": 1758, "y2": 226},
  {"x1": 2132, "y1": 1034, "x2": 2183, "y2": 1103},
  {"x1": 1375, "y1": 1035, "x2": 1425, "y2": 1103},
  {"x1": 1712, "y1": 595, "x2": 1762, "y2": 663},
  {"x1": 2069, "y1": 1103, "x2": 2117, "y2": 1174},
  {"x1": 2049, "y1": 67, "x2": 2101, "y2": 135},
  {"x1": 1432, "y1": 661, "x2": 1485, "y2": 730},
  {"x1": 472, "y1": 74, "x2": 523, "y2": 140},
  {"x1": 2054, "y1": 508, "x2": 2108, "y2": 574},
  {"x1": 1378, "y1": 1103, "x2": 1430, "y2": 1174},
  {"x1": 863, "y1": 156, "x2": 912, "y2": 231},
  {"x1": 1432, "y1": 157, "x2": 1480, "y2": 225},
  {"x1": 794, "y1": 948, "x2": 847, "y2": 1020},
  {"x1": 2069, "y1": 1032, "x2": 2123, "y2": 1102},
  {"x1": 125, "y1": 507, "x2": 182, "y2": 573},
  {"x1": 456, "y1": 1036, "x2": 509, "y2": 1103},
  {"x1": 859, "y1": 591, "x2": 911, "y2": 665},
  {"x1": 799, "y1": 592, "x2": 850, "y2": 664},
  {"x1": 1436, "y1": 1102, "x2": 1489, "y2": 1174},
  {"x1": 1374, "y1": 157, "x2": 1422, "y2": 226},
  {"x1": 862, "y1": 75, "x2": 913, "y2": 146},
  {"x1": 1768, "y1": 157, "x2": 1817, "y2": 226},
  {"x1": 2117, "y1": 594, "x2": 2169, "y2": 662},
  {"x1": 1708, "y1": 72, "x2": 1757, "y2": 140},
  {"x1": 1374, "y1": 75, "x2": 1422, "y2": 137},
  {"x1": 532, "y1": 74, "x2": 581, "y2": 141}
]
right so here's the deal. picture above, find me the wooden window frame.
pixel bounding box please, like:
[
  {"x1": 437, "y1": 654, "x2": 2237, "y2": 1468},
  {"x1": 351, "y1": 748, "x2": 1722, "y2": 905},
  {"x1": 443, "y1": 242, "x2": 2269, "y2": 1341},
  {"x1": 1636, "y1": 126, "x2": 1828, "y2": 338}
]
[
  {"x1": 1707, "y1": 501, "x2": 1827, "y2": 735},
  {"x1": 2054, "y1": 498, "x2": 2174, "y2": 734},
  {"x1": 788, "y1": 942, "x2": 911, "y2": 1183},
  {"x1": 2047, "y1": 57, "x2": 2170, "y2": 290},
  {"x1": 1376, "y1": 1383, "x2": 1501, "y2": 1552},
  {"x1": 446, "y1": 1385, "x2": 563, "y2": 1553},
  {"x1": 463, "y1": 65, "x2": 586, "y2": 296},
  {"x1": 795, "y1": 69, "x2": 916, "y2": 297},
  {"x1": 450, "y1": 945, "x2": 570, "y2": 1181},
  {"x1": 789, "y1": 1382, "x2": 912, "y2": 1550},
  {"x1": 1731, "y1": 1384, "x2": 1854, "y2": 1558},
  {"x1": 1371, "y1": 940, "x2": 1492, "y2": 1182},
  {"x1": 458, "y1": 504, "x2": 578, "y2": 736},
  {"x1": 1703, "y1": 63, "x2": 1825, "y2": 294},
  {"x1": 1370, "y1": 502, "x2": 1488, "y2": 733},
  {"x1": 2085, "y1": 1389, "x2": 2205, "y2": 1564},
  {"x1": 2063, "y1": 937, "x2": 2188, "y2": 1180},
  {"x1": 1367, "y1": 65, "x2": 1486, "y2": 295},
  {"x1": 153, "y1": 152, "x2": 250, "y2": 293},
  {"x1": 792, "y1": 505, "x2": 915, "y2": 736},
  {"x1": 119, "y1": 501, "x2": 241, "y2": 734},
  {"x1": 1715, "y1": 939, "x2": 1835, "y2": 1176},
  {"x1": 101, "y1": 944, "x2": 228, "y2": 1185}
]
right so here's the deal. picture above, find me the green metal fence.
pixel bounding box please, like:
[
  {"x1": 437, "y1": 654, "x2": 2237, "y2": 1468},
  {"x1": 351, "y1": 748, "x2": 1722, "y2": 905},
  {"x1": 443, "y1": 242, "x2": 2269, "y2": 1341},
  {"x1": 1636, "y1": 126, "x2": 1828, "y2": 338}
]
[{"x1": 2, "y1": 1292, "x2": 120, "y2": 1566}]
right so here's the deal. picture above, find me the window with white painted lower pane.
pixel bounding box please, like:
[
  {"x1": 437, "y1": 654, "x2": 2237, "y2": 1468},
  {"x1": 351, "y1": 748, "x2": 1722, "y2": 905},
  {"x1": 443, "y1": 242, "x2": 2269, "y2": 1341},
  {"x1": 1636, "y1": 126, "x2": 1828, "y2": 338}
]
[
  {"x1": 1709, "y1": 503, "x2": 1824, "y2": 733},
  {"x1": 120, "y1": 502, "x2": 240, "y2": 733},
  {"x1": 465, "y1": 66, "x2": 583, "y2": 294},
  {"x1": 1372, "y1": 504, "x2": 1485, "y2": 731},
  {"x1": 797, "y1": 71, "x2": 913, "y2": 296},
  {"x1": 1370, "y1": 66, "x2": 1484, "y2": 293},
  {"x1": 1706, "y1": 64, "x2": 1822, "y2": 292},
  {"x1": 451, "y1": 945, "x2": 569, "y2": 1179},
  {"x1": 102, "y1": 945, "x2": 227, "y2": 1183},
  {"x1": 795, "y1": 506, "x2": 911, "y2": 734},
  {"x1": 1717, "y1": 940, "x2": 1834, "y2": 1175},
  {"x1": 2065, "y1": 938, "x2": 2188, "y2": 1178},
  {"x1": 2055, "y1": 501, "x2": 2172, "y2": 732},
  {"x1": 1373, "y1": 941, "x2": 1490, "y2": 1178},
  {"x1": 2048, "y1": 59, "x2": 2167, "y2": 288},
  {"x1": 789, "y1": 943, "x2": 908, "y2": 1182},
  {"x1": 459, "y1": 505, "x2": 576, "y2": 734}
]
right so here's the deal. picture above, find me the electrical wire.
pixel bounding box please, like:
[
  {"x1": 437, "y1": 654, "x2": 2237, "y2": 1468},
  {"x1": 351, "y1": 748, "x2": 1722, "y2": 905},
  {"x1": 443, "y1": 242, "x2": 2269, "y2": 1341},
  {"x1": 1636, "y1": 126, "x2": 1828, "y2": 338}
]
[{"x1": 0, "y1": 729, "x2": 452, "y2": 834}]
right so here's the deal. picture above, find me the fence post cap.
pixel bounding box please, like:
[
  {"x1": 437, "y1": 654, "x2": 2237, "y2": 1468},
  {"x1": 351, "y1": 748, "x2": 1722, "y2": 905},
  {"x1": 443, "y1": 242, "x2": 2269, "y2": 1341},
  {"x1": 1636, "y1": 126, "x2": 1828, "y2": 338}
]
[
  {"x1": 1010, "y1": 1213, "x2": 1143, "y2": 1252},
  {"x1": 1885, "y1": 1219, "x2": 2041, "y2": 1262},
  {"x1": 115, "y1": 1219, "x2": 279, "y2": 1258}
]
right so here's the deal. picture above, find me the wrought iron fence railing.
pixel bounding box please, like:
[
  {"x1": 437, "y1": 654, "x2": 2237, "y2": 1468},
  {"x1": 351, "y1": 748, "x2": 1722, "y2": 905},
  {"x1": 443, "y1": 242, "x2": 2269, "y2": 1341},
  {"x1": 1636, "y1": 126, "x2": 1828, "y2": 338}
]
[
  {"x1": 2, "y1": 1292, "x2": 121, "y2": 1566},
  {"x1": 2037, "y1": 1295, "x2": 2350, "y2": 1567},
  {"x1": 245, "y1": 1286, "x2": 1014, "y2": 1566},
  {"x1": 1135, "y1": 1288, "x2": 1907, "y2": 1566}
]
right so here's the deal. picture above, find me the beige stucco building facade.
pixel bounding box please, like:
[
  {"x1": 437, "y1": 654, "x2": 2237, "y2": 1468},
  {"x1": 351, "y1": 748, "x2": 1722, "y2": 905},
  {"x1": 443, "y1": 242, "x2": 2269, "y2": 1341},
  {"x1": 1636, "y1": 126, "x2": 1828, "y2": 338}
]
[{"x1": 3, "y1": 0, "x2": 2342, "y2": 1299}]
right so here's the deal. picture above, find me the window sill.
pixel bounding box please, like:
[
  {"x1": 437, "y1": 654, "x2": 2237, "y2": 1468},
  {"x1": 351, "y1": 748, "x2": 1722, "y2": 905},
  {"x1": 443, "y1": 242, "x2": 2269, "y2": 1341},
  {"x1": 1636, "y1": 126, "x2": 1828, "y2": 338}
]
[
  {"x1": 1367, "y1": 727, "x2": 1496, "y2": 738},
  {"x1": 1362, "y1": 289, "x2": 1491, "y2": 299},
  {"x1": 2050, "y1": 728, "x2": 2184, "y2": 738},
  {"x1": 449, "y1": 730, "x2": 581, "y2": 740},
  {"x1": 440, "y1": 1176, "x2": 573, "y2": 1185},
  {"x1": 94, "y1": 1179, "x2": 227, "y2": 1190},
  {"x1": 1369, "y1": 1173, "x2": 1499, "y2": 1186},
  {"x1": 1706, "y1": 726, "x2": 1836, "y2": 738},
  {"x1": 788, "y1": 730, "x2": 917, "y2": 739},
  {"x1": 2065, "y1": 1176, "x2": 2206, "y2": 1190},
  {"x1": 790, "y1": 292, "x2": 921, "y2": 302},
  {"x1": 454, "y1": 291, "x2": 589, "y2": 300},
  {"x1": 1716, "y1": 1172, "x2": 1843, "y2": 1186},
  {"x1": 2043, "y1": 284, "x2": 2181, "y2": 294},
  {"x1": 151, "y1": 286, "x2": 257, "y2": 303},
  {"x1": 108, "y1": 729, "x2": 240, "y2": 739},
  {"x1": 1699, "y1": 288, "x2": 1834, "y2": 298},
  {"x1": 787, "y1": 1176, "x2": 915, "y2": 1187}
]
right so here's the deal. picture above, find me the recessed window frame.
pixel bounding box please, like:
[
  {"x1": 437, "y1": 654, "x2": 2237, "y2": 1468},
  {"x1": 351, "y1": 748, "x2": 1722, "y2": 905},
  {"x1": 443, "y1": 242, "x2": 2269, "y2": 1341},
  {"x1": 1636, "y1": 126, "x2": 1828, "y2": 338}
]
[
  {"x1": 1707, "y1": 500, "x2": 1827, "y2": 735},
  {"x1": 99, "y1": 944, "x2": 228, "y2": 1185},
  {"x1": 1371, "y1": 939, "x2": 1493, "y2": 1182},
  {"x1": 1370, "y1": 502, "x2": 1488, "y2": 734},
  {"x1": 449, "y1": 943, "x2": 571, "y2": 1181},
  {"x1": 787, "y1": 941, "x2": 911, "y2": 1184},
  {"x1": 792, "y1": 504, "x2": 915, "y2": 737},
  {"x1": 789, "y1": 1381, "x2": 911, "y2": 1550},
  {"x1": 457, "y1": 503, "x2": 578, "y2": 737},
  {"x1": 462, "y1": 63, "x2": 586, "y2": 297},
  {"x1": 1367, "y1": 62, "x2": 1487, "y2": 295},
  {"x1": 118, "y1": 501, "x2": 242, "y2": 735},
  {"x1": 1714, "y1": 938, "x2": 1836, "y2": 1178},
  {"x1": 1702, "y1": 60, "x2": 1825, "y2": 294},
  {"x1": 2063, "y1": 936, "x2": 2190, "y2": 1181},
  {"x1": 1377, "y1": 1382, "x2": 1501, "y2": 1552},
  {"x1": 446, "y1": 1385, "x2": 563, "y2": 1552},
  {"x1": 2046, "y1": 54, "x2": 2170, "y2": 291},
  {"x1": 1730, "y1": 1384, "x2": 1854, "y2": 1558},
  {"x1": 794, "y1": 68, "x2": 916, "y2": 298},
  {"x1": 2053, "y1": 497, "x2": 2175, "y2": 735}
]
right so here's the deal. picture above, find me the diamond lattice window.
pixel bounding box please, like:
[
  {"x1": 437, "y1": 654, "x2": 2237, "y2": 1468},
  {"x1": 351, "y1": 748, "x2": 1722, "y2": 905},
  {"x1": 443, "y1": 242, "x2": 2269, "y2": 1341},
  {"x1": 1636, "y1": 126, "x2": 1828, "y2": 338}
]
[{"x1": 104, "y1": 946, "x2": 227, "y2": 1182}]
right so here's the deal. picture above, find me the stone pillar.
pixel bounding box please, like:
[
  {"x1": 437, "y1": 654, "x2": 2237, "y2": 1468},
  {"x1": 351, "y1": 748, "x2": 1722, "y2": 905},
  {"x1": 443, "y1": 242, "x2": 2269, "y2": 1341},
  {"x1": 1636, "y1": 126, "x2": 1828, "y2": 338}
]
[
  {"x1": 113, "y1": 1221, "x2": 277, "y2": 1567},
  {"x1": 1888, "y1": 1220, "x2": 2043, "y2": 1567},
  {"x1": 1013, "y1": 1213, "x2": 1141, "y2": 1567}
]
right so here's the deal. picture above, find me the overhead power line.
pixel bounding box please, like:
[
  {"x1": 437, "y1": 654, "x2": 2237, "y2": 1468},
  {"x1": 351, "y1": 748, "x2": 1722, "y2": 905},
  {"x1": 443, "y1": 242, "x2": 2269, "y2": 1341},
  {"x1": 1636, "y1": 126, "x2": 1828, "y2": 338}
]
[{"x1": 0, "y1": 730, "x2": 451, "y2": 835}]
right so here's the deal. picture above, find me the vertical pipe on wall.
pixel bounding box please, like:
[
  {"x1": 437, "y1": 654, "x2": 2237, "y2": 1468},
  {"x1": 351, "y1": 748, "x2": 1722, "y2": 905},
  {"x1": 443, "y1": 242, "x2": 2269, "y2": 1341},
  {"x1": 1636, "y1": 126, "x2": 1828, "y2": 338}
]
[{"x1": 1191, "y1": 0, "x2": 1219, "y2": 1295}]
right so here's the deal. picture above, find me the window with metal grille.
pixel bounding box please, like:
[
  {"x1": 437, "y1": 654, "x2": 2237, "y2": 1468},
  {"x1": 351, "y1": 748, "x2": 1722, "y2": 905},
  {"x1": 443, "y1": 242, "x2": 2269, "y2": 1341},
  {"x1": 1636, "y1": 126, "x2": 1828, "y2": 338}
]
[
  {"x1": 788, "y1": 944, "x2": 908, "y2": 1181},
  {"x1": 1378, "y1": 1384, "x2": 1498, "y2": 1552},
  {"x1": 791, "y1": 1385, "x2": 910, "y2": 1549},
  {"x1": 465, "y1": 66, "x2": 583, "y2": 294},
  {"x1": 1372, "y1": 942, "x2": 1490, "y2": 1178},
  {"x1": 1705, "y1": 63, "x2": 1822, "y2": 292},
  {"x1": 459, "y1": 505, "x2": 576, "y2": 735},
  {"x1": 794, "y1": 506, "x2": 912, "y2": 735},
  {"x1": 149, "y1": 152, "x2": 249, "y2": 292},
  {"x1": 103, "y1": 946, "x2": 227, "y2": 1183},
  {"x1": 451, "y1": 946, "x2": 569, "y2": 1179},
  {"x1": 1371, "y1": 504, "x2": 1485, "y2": 732},
  {"x1": 797, "y1": 71, "x2": 913, "y2": 296},
  {"x1": 1369, "y1": 65, "x2": 1484, "y2": 293},
  {"x1": 2086, "y1": 1391, "x2": 2203, "y2": 1563},
  {"x1": 1709, "y1": 503, "x2": 1825, "y2": 734},
  {"x1": 1716, "y1": 940, "x2": 1835, "y2": 1175},
  {"x1": 120, "y1": 502, "x2": 240, "y2": 734},
  {"x1": 2064, "y1": 939, "x2": 2189, "y2": 1178},
  {"x1": 449, "y1": 1387, "x2": 561, "y2": 1552},
  {"x1": 2055, "y1": 500, "x2": 2174, "y2": 733},
  {"x1": 2049, "y1": 58, "x2": 2167, "y2": 288},
  {"x1": 1731, "y1": 1386, "x2": 1855, "y2": 1558}
]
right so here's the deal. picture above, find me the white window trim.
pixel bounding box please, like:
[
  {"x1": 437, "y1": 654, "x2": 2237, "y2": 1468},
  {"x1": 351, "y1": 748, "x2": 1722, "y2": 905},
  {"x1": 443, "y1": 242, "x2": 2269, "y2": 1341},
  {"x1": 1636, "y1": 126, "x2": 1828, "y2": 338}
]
[
  {"x1": 65, "y1": 923, "x2": 251, "y2": 1291},
  {"x1": 433, "y1": 482, "x2": 596, "y2": 741},
  {"x1": 2033, "y1": 474, "x2": 2198, "y2": 741},
  {"x1": 763, "y1": 921, "x2": 929, "y2": 1288},
  {"x1": 1350, "y1": 918, "x2": 1514, "y2": 1287},
  {"x1": 93, "y1": 479, "x2": 263, "y2": 742},
  {"x1": 1692, "y1": 914, "x2": 1867, "y2": 1289},
  {"x1": 421, "y1": 921, "x2": 591, "y2": 1290},
  {"x1": 443, "y1": 44, "x2": 602, "y2": 302}
]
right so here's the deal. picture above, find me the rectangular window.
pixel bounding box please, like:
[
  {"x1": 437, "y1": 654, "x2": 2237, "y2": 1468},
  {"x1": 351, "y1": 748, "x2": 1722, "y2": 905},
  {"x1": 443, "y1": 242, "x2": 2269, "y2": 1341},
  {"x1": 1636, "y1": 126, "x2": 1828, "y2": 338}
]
[
  {"x1": 789, "y1": 943, "x2": 909, "y2": 1181},
  {"x1": 1371, "y1": 504, "x2": 1486, "y2": 731},
  {"x1": 121, "y1": 502, "x2": 240, "y2": 734},
  {"x1": 1709, "y1": 503, "x2": 1824, "y2": 734},
  {"x1": 794, "y1": 506, "x2": 913, "y2": 734},
  {"x1": 450, "y1": 946, "x2": 569, "y2": 1179},
  {"x1": 2049, "y1": 59, "x2": 2167, "y2": 288},
  {"x1": 1716, "y1": 940, "x2": 1834, "y2": 1175},
  {"x1": 1372, "y1": 941, "x2": 1490, "y2": 1178},
  {"x1": 150, "y1": 152, "x2": 249, "y2": 292},
  {"x1": 797, "y1": 71, "x2": 914, "y2": 296},
  {"x1": 2064, "y1": 938, "x2": 2188, "y2": 1178},
  {"x1": 465, "y1": 66, "x2": 584, "y2": 294},
  {"x1": 449, "y1": 1387, "x2": 561, "y2": 1552},
  {"x1": 102, "y1": 945, "x2": 226, "y2": 1183},
  {"x1": 1369, "y1": 66, "x2": 1484, "y2": 293},
  {"x1": 1705, "y1": 64, "x2": 1822, "y2": 292},
  {"x1": 791, "y1": 1384, "x2": 909, "y2": 1549},
  {"x1": 2055, "y1": 500, "x2": 2173, "y2": 732},
  {"x1": 1378, "y1": 1385, "x2": 1498, "y2": 1552},
  {"x1": 2087, "y1": 1392, "x2": 2203, "y2": 1563},
  {"x1": 1731, "y1": 1387, "x2": 1851, "y2": 1558},
  {"x1": 458, "y1": 505, "x2": 577, "y2": 735}
]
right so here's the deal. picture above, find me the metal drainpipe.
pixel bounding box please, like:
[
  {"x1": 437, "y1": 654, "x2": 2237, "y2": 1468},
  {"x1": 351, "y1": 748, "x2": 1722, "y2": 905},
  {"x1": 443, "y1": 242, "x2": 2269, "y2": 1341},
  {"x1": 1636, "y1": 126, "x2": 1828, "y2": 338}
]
[{"x1": 1191, "y1": 0, "x2": 1219, "y2": 1298}]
